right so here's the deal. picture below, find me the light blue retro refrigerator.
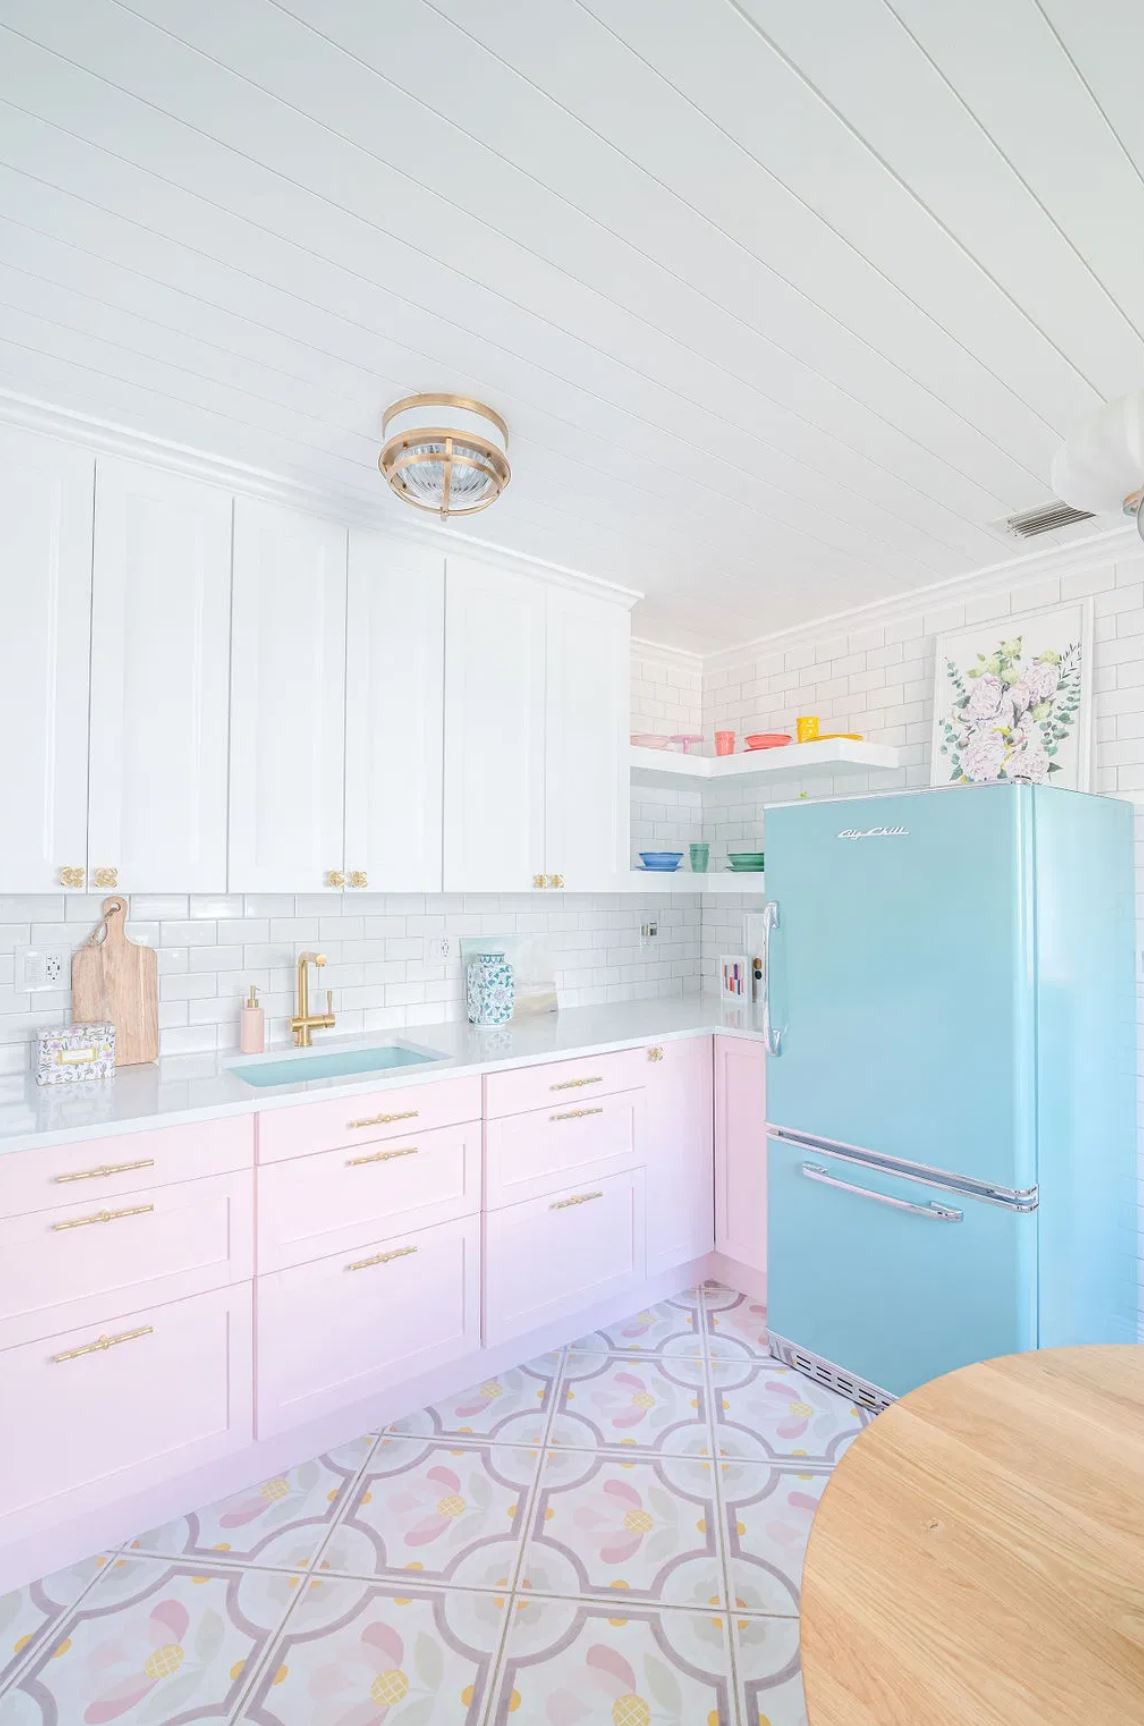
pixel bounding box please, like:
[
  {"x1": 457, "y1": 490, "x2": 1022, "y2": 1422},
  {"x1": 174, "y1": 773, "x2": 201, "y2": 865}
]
[{"x1": 763, "y1": 781, "x2": 1136, "y2": 1409}]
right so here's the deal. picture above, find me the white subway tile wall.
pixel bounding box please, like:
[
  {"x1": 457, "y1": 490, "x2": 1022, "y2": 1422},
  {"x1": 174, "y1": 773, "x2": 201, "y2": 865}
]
[
  {"x1": 700, "y1": 546, "x2": 1144, "y2": 1332},
  {"x1": 630, "y1": 642, "x2": 702, "y2": 738},
  {"x1": 0, "y1": 894, "x2": 702, "y2": 1069}
]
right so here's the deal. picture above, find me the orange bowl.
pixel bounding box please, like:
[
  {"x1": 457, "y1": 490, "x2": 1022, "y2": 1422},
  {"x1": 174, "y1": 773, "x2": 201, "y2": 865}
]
[{"x1": 744, "y1": 733, "x2": 791, "y2": 750}]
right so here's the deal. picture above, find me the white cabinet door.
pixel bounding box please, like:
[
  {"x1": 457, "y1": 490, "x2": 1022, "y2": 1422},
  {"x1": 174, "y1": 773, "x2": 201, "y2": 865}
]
[
  {"x1": 345, "y1": 531, "x2": 444, "y2": 893},
  {"x1": 443, "y1": 556, "x2": 546, "y2": 892},
  {"x1": 88, "y1": 459, "x2": 232, "y2": 893},
  {"x1": 0, "y1": 428, "x2": 92, "y2": 893},
  {"x1": 229, "y1": 499, "x2": 347, "y2": 893},
  {"x1": 544, "y1": 587, "x2": 630, "y2": 890}
]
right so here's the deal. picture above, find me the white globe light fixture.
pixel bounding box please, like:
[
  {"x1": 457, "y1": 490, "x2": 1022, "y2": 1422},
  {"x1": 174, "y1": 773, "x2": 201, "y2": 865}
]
[
  {"x1": 379, "y1": 394, "x2": 511, "y2": 519},
  {"x1": 1052, "y1": 388, "x2": 1144, "y2": 541}
]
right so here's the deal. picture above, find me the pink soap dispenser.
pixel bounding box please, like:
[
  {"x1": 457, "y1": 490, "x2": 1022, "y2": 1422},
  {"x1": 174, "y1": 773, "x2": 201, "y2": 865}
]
[{"x1": 240, "y1": 984, "x2": 265, "y2": 1055}]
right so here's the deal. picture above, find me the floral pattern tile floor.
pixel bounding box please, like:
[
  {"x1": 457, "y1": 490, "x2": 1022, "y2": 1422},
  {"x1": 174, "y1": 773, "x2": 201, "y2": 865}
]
[{"x1": 0, "y1": 1284, "x2": 868, "y2": 1724}]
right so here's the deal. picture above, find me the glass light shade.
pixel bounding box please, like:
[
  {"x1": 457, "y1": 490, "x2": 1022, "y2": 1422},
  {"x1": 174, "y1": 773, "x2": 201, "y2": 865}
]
[{"x1": 379, "y1": 395, "x2": 510, "y2": 518}]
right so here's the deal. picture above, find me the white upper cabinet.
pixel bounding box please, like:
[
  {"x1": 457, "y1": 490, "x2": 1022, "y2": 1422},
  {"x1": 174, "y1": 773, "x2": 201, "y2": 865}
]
[
  {"x1": 88, "y1": 459, "x2": 232, "y2": 894},
  {"x1": 344, "y1": 531, "x2": 445, "y2": 893},
  {"x1": 544, "y1": 585, "x2": 630, "y2": 891},
  {"x1": 229, "y1": 499, "x2": 347, "y2": 893},
  {"x1": 0, "y1": 428, "x2": 93, "y2": 895},
  {"x1": 443, "y1": 555, "x2": 547, "y2": 892}
]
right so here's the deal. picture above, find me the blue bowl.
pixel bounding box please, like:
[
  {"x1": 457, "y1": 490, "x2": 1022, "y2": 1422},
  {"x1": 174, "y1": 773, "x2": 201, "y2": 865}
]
[{"x1": 639, "y1": 851, "x2": 683, "y2": 864}]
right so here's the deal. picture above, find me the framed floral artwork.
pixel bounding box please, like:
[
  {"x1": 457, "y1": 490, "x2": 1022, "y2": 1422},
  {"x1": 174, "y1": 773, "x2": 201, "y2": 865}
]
[{"x1": 929, "y1": 599, "x2": 1093, "y2": 790}]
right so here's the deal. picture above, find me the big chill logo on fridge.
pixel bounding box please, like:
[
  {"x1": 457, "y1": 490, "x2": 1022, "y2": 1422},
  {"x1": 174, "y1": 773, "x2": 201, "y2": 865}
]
[{"x1": 835, "y1": 824, "x2": 910, "y2": 840}]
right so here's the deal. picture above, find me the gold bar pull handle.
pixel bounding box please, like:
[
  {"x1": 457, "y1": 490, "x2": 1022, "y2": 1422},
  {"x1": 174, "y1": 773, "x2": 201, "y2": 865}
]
[
  {"x1": 550, "y1": 1107, "x2": 605, "y2": 1122},
  {"x1": 51, "y1": 1204, "x2": 154, "y2": 1232},
  {"x1": 52, "y1": 1158, "x2": 156, "y2": 1185},
  {"x1": 51, "y1": 1325, "x2": 153, "y2": 1364},
  {"x1": 549, "y1": 1076, "x2": 603, "y2": 1092},
  {"x1": 345, "y1": 1244, "x2": 418, "y2": 1272},
  {"x1": 346, "y1": 1109, "x2": 419, "y2": 1130},
  {"x1": 345, "y1": 1146, "x2": 419, "y2": 1167},
  {"x1": 549, "y1": 1190, "x2": 604, "y2": 1211}
]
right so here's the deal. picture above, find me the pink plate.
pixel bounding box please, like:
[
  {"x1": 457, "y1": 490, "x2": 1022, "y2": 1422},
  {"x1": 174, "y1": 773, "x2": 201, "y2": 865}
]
[{"x1": 744, "y1": 733, "x2": 792, "y2": 750}]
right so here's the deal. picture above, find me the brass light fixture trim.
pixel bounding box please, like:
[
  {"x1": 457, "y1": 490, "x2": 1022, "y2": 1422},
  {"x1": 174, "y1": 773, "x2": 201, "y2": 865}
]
[{"x1": 379, "y1": 393, "x2": 511, "y2": 519}]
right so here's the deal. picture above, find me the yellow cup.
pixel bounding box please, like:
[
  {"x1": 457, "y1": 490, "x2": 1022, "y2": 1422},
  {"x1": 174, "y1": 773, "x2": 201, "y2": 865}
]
[{"x1": 796, "y1": 715, "x2": 820, "y2": 742}]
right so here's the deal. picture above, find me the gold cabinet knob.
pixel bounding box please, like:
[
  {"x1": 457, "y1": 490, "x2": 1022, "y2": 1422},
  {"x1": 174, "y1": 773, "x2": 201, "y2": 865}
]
[
  {"x1": 92, "y1": 867, "x2": 118, "y2": 889},
  {"x1": 348, "y1": 871, "x2": 368, "y2": 889},
  {"x1": 58, "y1": 866, "x2": 85, "y2": 889},
  {"x1": 325, "y1": 870, "x2": 346, "y2": 889},
  {"x1": 532, "y1": 874, "x2": 546, "y2": 889},
  {"x1": 647, "y1": 1045, "x2": 664, "y2": 1062},
  {"x1": 550, "y1": 874, "x2": 565, "y2": 889}
]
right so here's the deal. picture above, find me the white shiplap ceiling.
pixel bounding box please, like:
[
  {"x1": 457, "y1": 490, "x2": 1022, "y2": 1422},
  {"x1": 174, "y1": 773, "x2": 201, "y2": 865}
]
[{"x1": 0, "y1": 0, "x2": 1139, "y2": 650}]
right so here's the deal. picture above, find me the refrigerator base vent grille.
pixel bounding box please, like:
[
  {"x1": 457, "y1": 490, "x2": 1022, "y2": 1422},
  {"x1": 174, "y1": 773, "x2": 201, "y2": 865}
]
[{"x1": 769, "y1": 1332, "x2": 895, "y2": 1413}]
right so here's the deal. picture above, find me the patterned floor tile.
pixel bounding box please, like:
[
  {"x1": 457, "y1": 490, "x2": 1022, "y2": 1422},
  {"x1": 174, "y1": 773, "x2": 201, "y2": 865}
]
[
  {"x1": 490, "y1": 1594, "x2": 738, "y2": 1723},
  {"x1": 550, "y1": 1354, "x2": 711, "y2": 1455},
  {"x1": 0, "y1": 1552, "x2": 111, "y2": 1691},
  {"x1": 0, "y1": 1557, "x2": 292, "y2": 1724},
  {"x1": 568, "y1": 1295, "x2": 705, "y2": 1357},
  {"x1": 721, "y1": 1463, "x2": 830, "y2": 1618},
  {"x1": 238, "y1": 1579, "x2": 501, "y2": 1725},
  {"x1": 320, "y1": 1436, "x2": 541, "y2": 1592},
  {"x1": 700, "y1": 1281, "x2": 743, "y2": 1312},
  {"x1": 733, "y1": 1613, "x2": 808, "y2": 1725},
  {"x1": 520, "y1": 1449, "x2": 724, "y2": 1609},
  {"x1": 711, "y1": 1359, "x2": 867, "y2": 1464},
  {"x1": 129, "y1": 1436, "x2": 376, "y2": 1570},
  {"x1": 705, "y1": 1291, "x2": 770, "y2": 1360},
  {"x1": 388, "y1": 1353, "x2": 561, "y2": 1445}
]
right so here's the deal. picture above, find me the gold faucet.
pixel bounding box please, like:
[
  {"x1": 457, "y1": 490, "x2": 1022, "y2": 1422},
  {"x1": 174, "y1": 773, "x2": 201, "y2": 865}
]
[{"x1": 291, "y1": 951, "x2": 336, "y2": 1047}]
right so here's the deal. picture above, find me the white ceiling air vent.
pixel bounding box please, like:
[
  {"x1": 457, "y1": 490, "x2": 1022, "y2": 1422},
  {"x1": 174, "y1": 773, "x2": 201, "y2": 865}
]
[{"x1": 995, "y1": 502, "x2": 1095, "y2": 540}]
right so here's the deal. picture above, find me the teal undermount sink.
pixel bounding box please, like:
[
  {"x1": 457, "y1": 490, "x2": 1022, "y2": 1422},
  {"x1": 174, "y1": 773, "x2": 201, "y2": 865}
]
[{"x1": 229, "y1": 1041, "x2": 447, "y2": 1088}]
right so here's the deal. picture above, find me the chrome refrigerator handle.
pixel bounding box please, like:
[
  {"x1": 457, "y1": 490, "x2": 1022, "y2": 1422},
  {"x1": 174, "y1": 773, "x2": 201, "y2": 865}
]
[
  {"x1": 761, "y1": 899, "x2": 782, "y2": 1055},
  {"x1": 801, "y1": 1163, "x2": 963, "y2": 1222}
]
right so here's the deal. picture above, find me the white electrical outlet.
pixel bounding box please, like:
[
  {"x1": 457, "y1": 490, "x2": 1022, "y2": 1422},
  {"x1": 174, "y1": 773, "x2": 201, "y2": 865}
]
[
  {"x1": 640, "y1": 920, "x2": 659, "y2": 946},
  {"x1": 17, "y1": 946, "x2": 69, "y2": 993},
  {"x1": 436, "y1": 935, "x2": 451, "y2": 961}
]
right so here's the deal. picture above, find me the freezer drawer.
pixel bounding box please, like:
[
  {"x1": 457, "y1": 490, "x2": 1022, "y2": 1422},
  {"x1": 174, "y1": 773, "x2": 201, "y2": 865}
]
[{"x1": 766, "y1": 1136, "x2": 1036, "y2": 1402}]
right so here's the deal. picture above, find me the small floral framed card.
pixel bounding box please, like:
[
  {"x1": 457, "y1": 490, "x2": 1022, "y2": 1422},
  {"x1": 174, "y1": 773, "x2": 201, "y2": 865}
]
[{"x1": 929, "y1": 599, "x2": 1093, "y2": 791}]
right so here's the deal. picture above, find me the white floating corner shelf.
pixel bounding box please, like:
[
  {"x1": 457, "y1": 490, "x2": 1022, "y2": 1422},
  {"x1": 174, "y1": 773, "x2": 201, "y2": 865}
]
[
  {"x1": 623, "y1": 870, "x2": 766, "y2": 894},
  {"x1": 630, "y1": 738, "x2": 903, "y2": 791}
]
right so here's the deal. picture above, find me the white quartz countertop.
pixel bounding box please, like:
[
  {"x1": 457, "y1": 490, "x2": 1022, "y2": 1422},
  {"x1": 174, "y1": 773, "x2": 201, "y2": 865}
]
[{"x1": 0, "y1": 994, "x2": 765, "y2": 1155}]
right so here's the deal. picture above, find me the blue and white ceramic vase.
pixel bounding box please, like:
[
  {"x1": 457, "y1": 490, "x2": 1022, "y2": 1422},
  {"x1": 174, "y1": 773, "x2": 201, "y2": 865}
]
[{"x1": 466, "y1": 953, "x2": 515, "y2": 1026}]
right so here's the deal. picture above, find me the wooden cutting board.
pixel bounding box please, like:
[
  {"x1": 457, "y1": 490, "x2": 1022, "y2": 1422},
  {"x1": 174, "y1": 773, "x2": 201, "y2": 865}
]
[{"x1": 72, "y1": 895, "x2": 159, "y2": 1066}]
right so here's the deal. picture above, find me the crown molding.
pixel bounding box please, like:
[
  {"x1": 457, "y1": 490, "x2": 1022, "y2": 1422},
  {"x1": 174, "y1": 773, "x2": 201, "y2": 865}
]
[
  {"x1": 0, "y1": 388, "x2": 642, "y2": 611},
  {"x1": 630, "y1": 635, "x2": 704, "y2": 671},
  {"x1": 702, "y1": 521, "x2": 1140, "y2": 669}
]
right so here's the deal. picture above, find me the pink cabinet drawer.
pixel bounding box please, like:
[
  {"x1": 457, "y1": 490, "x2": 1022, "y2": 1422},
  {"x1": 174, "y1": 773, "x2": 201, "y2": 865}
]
[
  {"x1": 2, "y1": 1115, "x2": 253, "y2": 1220},
  {"x1": 258, "y1": 1122, "x2": 480, "y2": 1273},
  {"x1": 0, "y1": 1170, "x2": 253, "y2": 1352},
  {"x1": 483, "y1": 1167, "x2": 646, "y2": 1346},
  {"x1": 0, "y1": 1284, "x2": 253, "y2": 1540},
  {"x1": 256, "y1": 1075, "x2": 482, "y2": 1164},
  {"x1": 484, "y1": 1047, "x2": 649, "y2": 1119},
  {"x1": 485, "y1": 1090, "x2": 645, "y2": 1210},
  {"x1": 256, "y1": 1215, "x2": 480, "y2": 1437}
]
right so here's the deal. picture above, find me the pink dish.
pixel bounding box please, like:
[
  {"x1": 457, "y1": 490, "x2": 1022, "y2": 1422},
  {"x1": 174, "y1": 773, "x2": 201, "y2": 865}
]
[
  {"x1": 669, "y1": 734, "x2": 704, "y2": 753},
  {"x1": 630, "y1": 733, "x2": 671, "y2": 749},
  {"x1": 745, "y1": 733, "x2": 792, "y2": 750}
]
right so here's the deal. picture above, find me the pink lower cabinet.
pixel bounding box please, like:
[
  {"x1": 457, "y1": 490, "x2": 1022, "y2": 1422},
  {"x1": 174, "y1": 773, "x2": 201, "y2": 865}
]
[
  {"x1": 0, "y1": 1284, "x2": 253, "y2": 1541},
  {"x1": 0, "y1": 1171, "x2": 253, "y2": 1352},
  {"x1": 258, "y1": 1121, "x2": 480, "y2": 1274},
  {"x1": 256, "y1": 1215, "x2": 480, "y2": 1437},
  {"x1": 714, "y1": 1035, "x2": 767, "y2": 1275},
  {"x1": 644, "y1": 1037, "x2": 715, "y2": 1276},
  {"x1": 483, "y1": 1167, "x2": 646, "y2": 1345}
]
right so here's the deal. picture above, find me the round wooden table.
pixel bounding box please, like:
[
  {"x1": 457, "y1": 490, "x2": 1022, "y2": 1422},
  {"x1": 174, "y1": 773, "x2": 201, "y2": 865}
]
[{"x1": 801, "y1": 1346, "x2": 1144, "y2": 1725}]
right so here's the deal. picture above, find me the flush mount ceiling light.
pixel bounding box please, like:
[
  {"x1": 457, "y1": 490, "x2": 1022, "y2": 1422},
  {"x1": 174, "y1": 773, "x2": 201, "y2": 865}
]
[
  {"x1": 379, "y1": 393, "x2": 511, "y2": 518},
  {"x1": 1052, "y1": 388, "x2": 1144, "y2": 543}
]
